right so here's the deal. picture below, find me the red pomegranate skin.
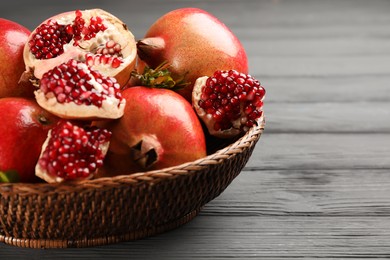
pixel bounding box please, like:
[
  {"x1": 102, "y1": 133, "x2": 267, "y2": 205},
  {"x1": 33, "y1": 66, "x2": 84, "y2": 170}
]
[
  {"x1": 0, "y1": 98, "x2": 59, "y2": 182},
  {"x1": 100, "y1": 86, "x2": 207, "y2": 174},
  {"x1": 0, "y1": 19, "x2": 34, "y2": 98},
  {"x1": 138, "y1": 8, "x2": 248, "y2": 101}
]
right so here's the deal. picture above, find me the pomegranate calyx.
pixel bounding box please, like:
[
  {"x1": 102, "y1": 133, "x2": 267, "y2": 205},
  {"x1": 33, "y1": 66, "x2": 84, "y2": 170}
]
[
  {"x1": 37, "y1": 114, "x2": 55, "y2": 126},
  {"x1": 131, "y1": 61, "x2": 189, "y2": 91},
  {"x1": 130, "y1": 140, "x2": 158, "y2": 168},
  {"x1": 129, "y1": 135, "x2": 162, "y2": 169},
  {"x1": 19, "y1": 70, "x2": 39, "y2": 88}
]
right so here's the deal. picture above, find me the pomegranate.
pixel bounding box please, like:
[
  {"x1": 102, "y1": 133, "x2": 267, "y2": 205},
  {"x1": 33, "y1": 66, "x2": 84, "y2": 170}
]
[
  {"x1": 192, "y1": 70, "x2": 265, "y2": 138},
  {"x1": 35, "y1": 120, "x2": 111, "y2": 183},
  {"x1": 96, "y1": 86, "x2": 207, "y2": 175},
  {"x1": 22, "y1": 9, "x2": 137, "y2": 87},
  {"x1": 0, "y1": 18, "x2": 34, "y2": 98},
  {"x1": 35, "y1": 59, "x2": 125, "y2": 120},
  {"x1": 0, "y1": 98, "x2": 59, "y2": 183},
  {"x1": 137, "y1": 7, "x2": 248, "y2": 101}
]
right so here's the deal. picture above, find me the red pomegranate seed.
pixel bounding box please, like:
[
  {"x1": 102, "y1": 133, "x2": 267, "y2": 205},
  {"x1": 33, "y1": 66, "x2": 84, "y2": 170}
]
[{"x1": 111, "y1": 57, "x2": 122, "y2": 68}]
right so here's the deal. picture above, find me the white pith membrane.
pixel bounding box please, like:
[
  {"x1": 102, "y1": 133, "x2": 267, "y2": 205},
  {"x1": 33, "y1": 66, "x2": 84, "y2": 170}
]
[
  {"x1": 35, "y1": 121, "x2": 111, "y2": 183},
  {"x1": 35, "y1": 60, "x2": 126, "y2": 119},
  {"x1": 192, "y1": 76, "x2": 264, "y2": 138},
  {"x1": 23, "y1": 9, "x2": 137, "y2": 84}
]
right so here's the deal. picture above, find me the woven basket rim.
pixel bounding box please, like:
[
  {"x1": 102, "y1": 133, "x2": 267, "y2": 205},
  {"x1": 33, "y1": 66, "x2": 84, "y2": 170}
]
[{"x1": 0, "y1": 117, "x2": 265, "y2": 194}]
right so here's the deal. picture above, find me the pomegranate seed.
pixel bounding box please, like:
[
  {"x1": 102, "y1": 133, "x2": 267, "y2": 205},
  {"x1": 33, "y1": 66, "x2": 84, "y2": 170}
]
[
  {"x1": 248, "y1": 110, "x2": 259, "y2": 120},
  {"x1": 238, "y1": 93, "x2": 247, "y2": 101},
  {"x1": 213, "y1": 109, "x2": 225, "y2": 122},
  {"x1": 209, "y1": 93, "x2": 217, "y2": 100},
  {"x1": 111, "y1": 57, "x2": 122, "y2": 68},
  {"x1": 230, "y1": 97, "x2": 239, "y2": 106},
  {"x1": 204, "y1": 99, "x2": 213, "y2": 108}
]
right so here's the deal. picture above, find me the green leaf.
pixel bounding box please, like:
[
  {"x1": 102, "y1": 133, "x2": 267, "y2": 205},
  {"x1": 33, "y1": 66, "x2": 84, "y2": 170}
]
[{"x1": 0, "y1": 170, "x2": 20, "y2": 183}]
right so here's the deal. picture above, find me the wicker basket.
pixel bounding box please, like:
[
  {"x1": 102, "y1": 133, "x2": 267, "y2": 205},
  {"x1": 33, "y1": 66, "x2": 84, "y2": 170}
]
[{"x1": 0, "y1": 119, "x2": 265, "y2": 248}]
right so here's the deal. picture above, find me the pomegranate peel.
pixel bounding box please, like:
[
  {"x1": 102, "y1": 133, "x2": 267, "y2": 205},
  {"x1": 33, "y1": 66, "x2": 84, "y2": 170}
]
[
  {"x1": 23, "y1": 9, "x2": 137, "y2": 87},
  {"x1": 0, "y1": 18, "x2": 34, "y2": 98},
  {"x1": 0, "y1": 97, "x2": 59, "y2": 183}
]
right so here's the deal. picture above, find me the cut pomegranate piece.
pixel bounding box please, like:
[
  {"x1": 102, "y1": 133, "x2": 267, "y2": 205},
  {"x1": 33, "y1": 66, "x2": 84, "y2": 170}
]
[
  {"x1": 23, "y1": 9, "x2": 137, "y2": 87},
  {"x1": 192, "y1": 69, "x2": 265, "y2": 138},
  {"x1": 35, "y1": 59, "x2": 125, "y2": 120},
  {"x1": 35, "y1": 120, "x2": 111, "y2": 183}
]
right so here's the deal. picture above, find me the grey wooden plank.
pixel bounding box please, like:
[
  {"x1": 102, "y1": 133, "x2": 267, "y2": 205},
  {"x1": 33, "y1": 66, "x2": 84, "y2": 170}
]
[
  {"x1": 264, "y1": 102, "x2": 390, "y2": 133},
  {"x1": 246, "y1": 133, "x2": 390, "y2": 170},
  {"x1": 205, "y1": 169, "x2": 390, "y2": 217},
  {"x1": 261, "y1": 76, "x2": 390, "y2": 103},
  {"x1": 1, "y1": 216, "x2": 390, "y2": 259},
  {"x1": 251, "y1": 55, "x2": 390, "y2": 78}
]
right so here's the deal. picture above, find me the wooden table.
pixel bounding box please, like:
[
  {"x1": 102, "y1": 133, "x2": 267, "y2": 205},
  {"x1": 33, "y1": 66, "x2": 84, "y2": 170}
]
[{"x1": 1, "y1": 0, "x2": 390, "y2": 258}]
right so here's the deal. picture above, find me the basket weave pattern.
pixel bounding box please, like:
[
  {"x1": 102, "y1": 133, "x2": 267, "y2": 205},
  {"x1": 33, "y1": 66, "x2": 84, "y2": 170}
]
[{"x1": 0, "y1": 120, "x2": 264, "y2": 248}]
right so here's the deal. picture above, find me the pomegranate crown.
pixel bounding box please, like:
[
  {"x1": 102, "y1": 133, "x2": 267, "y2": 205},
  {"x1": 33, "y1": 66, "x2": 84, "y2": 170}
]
[{"x1": 131, "y1": 61, "x2": 189, "y2": 90}]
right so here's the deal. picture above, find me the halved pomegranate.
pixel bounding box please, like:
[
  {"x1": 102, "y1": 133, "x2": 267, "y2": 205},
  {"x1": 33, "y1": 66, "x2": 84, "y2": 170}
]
[
  {"x1": 35, "y1": 59, "x2": 125, "y2": 119},
  {"x1": 23, "y1": 9, "x2": 137, "y2": 87},
  {"x1": 35, "y1": 120, "x2": 111, "y2": 183},
  {"x1": 192, "y1": 70, "x2": 265, "y2": 138}
]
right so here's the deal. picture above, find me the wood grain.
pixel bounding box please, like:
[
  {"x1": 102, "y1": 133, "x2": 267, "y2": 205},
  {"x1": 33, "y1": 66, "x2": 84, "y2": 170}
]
[
  {"x1": 246, "y1": 133, "x2": 390, "y2": 170},
  {"x1": 1, "y1": 0, "x2": 390, "y2": 258}
]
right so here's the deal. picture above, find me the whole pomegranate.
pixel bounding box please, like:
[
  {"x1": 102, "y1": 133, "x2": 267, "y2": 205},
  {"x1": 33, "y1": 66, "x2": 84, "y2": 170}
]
[
  {"x1": 0, "y1": 98, "x2": 59, "y2": 182},
  {"x1": 97, "y1": 86, "x2": 207, "y2": 175},
  {"x1": 137, "y1": 8, "x2": 248, "y2": 101},
  {"x1": 22, "y1": 9, "x2": 137, "y2": 88},
  {"x1": 0, "y1": 18, "x2": 34, "y2": 98}
]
